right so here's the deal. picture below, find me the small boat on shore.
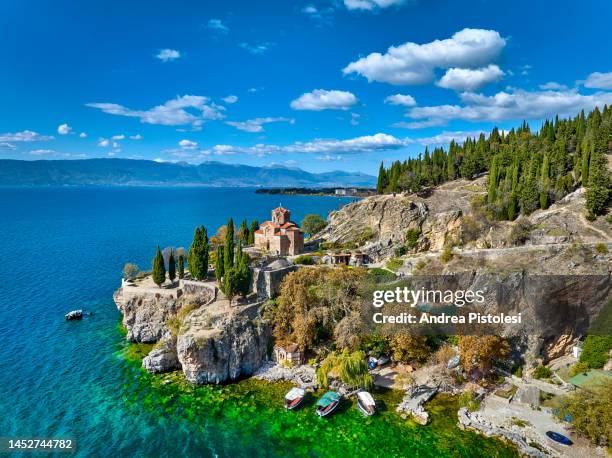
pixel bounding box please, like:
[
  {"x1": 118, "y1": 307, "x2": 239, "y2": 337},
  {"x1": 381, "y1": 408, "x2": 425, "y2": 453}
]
[
  {"x1": 356, "y1": 391, "x2": 376, "y2": 416},
  {"x1": 284, "y1": 387, "x2": 305, "y2": 410},
  {"x1": 316, "y1": 391, "x2": 341, "y2": 417},
  {"x1": 546, "y1": 431, "x2": 573, "y2": 446},
  {"x1": 65, "y1": 310, "x2": 83, "y2": 320}
]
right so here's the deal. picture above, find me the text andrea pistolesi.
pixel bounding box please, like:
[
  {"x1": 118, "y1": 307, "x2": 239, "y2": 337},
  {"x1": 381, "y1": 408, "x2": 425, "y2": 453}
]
[{"x1": 371, "y1": 287, "x2": 522, "y2": 325}]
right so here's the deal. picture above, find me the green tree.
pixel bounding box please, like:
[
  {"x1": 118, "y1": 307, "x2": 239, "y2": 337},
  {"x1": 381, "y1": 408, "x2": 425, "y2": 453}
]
[
  {"x1": 224, "y1": 218, "x2": 235, "y2": 274},
  {"x1": 585, "y1": 150, "x2": 610, "y2": 216},
  {"x1": 215, "y1": 244, "x2": 224, "y2": 281},
  {"x1": 376, "y1": 162, "x2": 388, "y2": 194},
  {"x1": 152, "y1": 246, "x2": 166, "y2": 288},
  {"x1": 248, "y1": 220, "x2": 259, "y2": 245},
  {"x1": 316, "y1": 349, "x2": 373, "y2": 389},
  {"x1": 187, "y1": 226, "x2": 209, "y2": 280},
  {"x1": 301, "y1": 213, "x2": 327, "y2": 236},
  {"x1": 168, "y1": 251, "x2": 176, "y2": 283},
  {"x1": 177, "y1": 254, "x2": 185, "y2": 279},
  {"x1": 123, "y1": 263, "x2": 140, "y2": 280},
  {"x1": 540, "y1": 153, "x2": 550, "y2": 209},
  {"x1": 239, "y1": 219, "x2": 249, "y2": 245}
]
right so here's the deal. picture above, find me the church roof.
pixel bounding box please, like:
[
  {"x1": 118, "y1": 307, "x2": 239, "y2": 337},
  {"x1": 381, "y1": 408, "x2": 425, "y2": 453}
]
[{"x1": 273, "y1": 206, "x2": 290, "y2": 214}]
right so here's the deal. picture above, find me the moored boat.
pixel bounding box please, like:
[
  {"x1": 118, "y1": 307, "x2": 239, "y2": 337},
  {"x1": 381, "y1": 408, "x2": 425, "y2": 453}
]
[
  {"x1": 356, "y1": 391, "x2": 376, "y2": 416},
  {"x1": 546, "y1": 431, "x2": 573, "y2": 446},
  {"x1": 284, "y1": 387, "x2": 305, "y2": 410},
  {"x1": 315, "y1": 391, "x2": 340, "y2": 417}
]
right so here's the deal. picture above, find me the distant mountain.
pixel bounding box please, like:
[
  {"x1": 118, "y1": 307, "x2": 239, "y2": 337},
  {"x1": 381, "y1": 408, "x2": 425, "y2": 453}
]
[{"x1": 0, "y1": 159, "x2": 376, "y2": 187}]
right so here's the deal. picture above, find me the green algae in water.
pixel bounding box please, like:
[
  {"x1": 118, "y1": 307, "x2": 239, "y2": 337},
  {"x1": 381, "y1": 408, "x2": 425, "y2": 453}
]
[{"x1": 118, "y1": 359, "x2": 518, "y2": 458}]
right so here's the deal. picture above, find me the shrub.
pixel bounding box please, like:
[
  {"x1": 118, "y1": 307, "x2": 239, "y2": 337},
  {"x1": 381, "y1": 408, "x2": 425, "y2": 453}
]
[
  {"x1": 508, "y1": 217, "x2": 533, "y2": 246},
  {"x1": 569, "y1": 361, "x2": 590, "y2": 377},
  {"x1": 394, "y1": 245, "x2": 407, "y2": 257},
  {"x1": 301, "y1": 213, "x2": 327, "y2": 237},
  {"x1": 386, "y1": 258, "x2": 404, "y2": 271},
  {"x1": 580, "y1": 335, "x2": 612, "y2": 369},
  {"x1": 458, "y1": 388, "x2": 480, "y2": 412},
  {"x1": 123, "y1": 263, "x2": 140, "y2": 280},
  {"x1": 294, "y1": 255, "x2": 314, "y2": 265},
  {"x1": 405, "y1": 228, "x2": 422, "y2": 248},
  {"x1": 368, "y1": 267, "x2": 397, "y2": 283},
  {"x1": 415, "y1": 260, "x2": 427, "y2": 271},
  {"x1": 533, "y1": 365, "x2": 552, "y2": 379},
  {"x1": 595, "y1": 243, "x2": 609, "y2": 254},
  {"x1": 355, "y1": 227, "x2": 375, "y2": 245},
  {"x1": 440, "y1": 245, "x2": 453, "y2": 263}
]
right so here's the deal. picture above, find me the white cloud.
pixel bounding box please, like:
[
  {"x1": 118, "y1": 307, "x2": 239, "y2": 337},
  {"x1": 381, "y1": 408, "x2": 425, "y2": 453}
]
[
  {"x1": 86, "y1": 95, "x2": 225, "y2": 128},
  {"x1": 392, "y1": 118, "x2": 447, "y2": 129},
  {"x1": 247, "y1": 87, "x2": 259, "y2": 93},
  {"x1": 156, "y1": 49, "x2": 181, "y2": 62},
  {"x1": 343, "y1": 28, "x2": 506, "y2": 85},
  {"x1": 0, "y1": 130, "x2": 54, "y2": 142},
  {"x1": 350, "y1": 113, "x2": 360, "y2": 125},
  {"x1": 0, "y1": 142, "x2": 16, "y2": 150},
  {"x1": 29, "y1": 149, "x2": 57, "y2": 156},
  {"x1": 413, "y1": 130, "x2": 486, "y2": 146},
  {"x1": 111, "y1": 134, "x2": 125, "y2": 140},
  {"x1": 406, "y1": 88, "x2": 612, "y2": 126},
  {"x1": 97, "y1": 138, "x2": 110, "y2": 147},
  {"x1": 239, "y1": 42, "x2": 273, "y2": 55},
  {"x1": 291, "y1": 89, "x2": 358, "y2": 111},
  {"x1": 344, "y1": 0, "x2": 405, "y2": 11},
  {"x1": 179, "y1": 139, "x2": 198, "y2": 149},
  {"x1": 222, "y1": 95, "x2": 238, "y2": 104},
  {"x1": 79, "y1": 132, "x2": 87, "y2": 138},
  {"x1": 57, "y1": 123, "x2": 72, "y2": 135},
  {"x1": 316, "y1": 154, "x2": 343, "y2": 161},
  {"x1": 436, "y1": 64, "x2": 504, "y2": 91},
  {"x1": 207, "y1": 19, "x2": 229, "y2": 33},
  {"x1": 112, "y1": 142, "x2": 120, "y2": 148},
  {"x1": 520, "y1": 64, "x2": 531, "y2": 76},
  {"x1": 384, "y1": 93, "x2": 416, "y2": 106},
  {"x1": 129, "y1": 134, "x2": 143, "y2": 140},
  {"x1": 539, "y1": 81, "x2": 568, "y2": 91},
  {"x1": 583, "y1": 71, "x2": 612, "y2": 89},
  {"x1": 225, "y1": 117, "x2": 294, "y2": 133}
]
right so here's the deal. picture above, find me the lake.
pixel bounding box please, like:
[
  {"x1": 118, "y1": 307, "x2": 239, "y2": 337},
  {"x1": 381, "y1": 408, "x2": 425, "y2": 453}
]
[{"x1": 0, "y1": 187, "x2": 516, "y2": 457}]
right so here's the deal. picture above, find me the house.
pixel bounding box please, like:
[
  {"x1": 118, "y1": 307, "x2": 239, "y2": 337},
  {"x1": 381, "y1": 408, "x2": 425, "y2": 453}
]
[
  {"x1": 274, "y1": 344, "x2": 304, "y2": 365},
  {"x1": 254, "y1": 206, "x2": 304, "y2": 256}
]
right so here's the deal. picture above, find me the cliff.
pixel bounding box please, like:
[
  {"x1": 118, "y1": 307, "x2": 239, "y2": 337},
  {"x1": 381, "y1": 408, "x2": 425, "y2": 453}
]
[{"x1": 114, "y1": 277, "x2": 271, "y2": 384}]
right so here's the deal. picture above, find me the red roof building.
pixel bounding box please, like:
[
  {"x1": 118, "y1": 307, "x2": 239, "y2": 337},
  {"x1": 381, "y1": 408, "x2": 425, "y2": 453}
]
[{"x1": 254, "y1": 207, "x2": 304, "y2": 256}]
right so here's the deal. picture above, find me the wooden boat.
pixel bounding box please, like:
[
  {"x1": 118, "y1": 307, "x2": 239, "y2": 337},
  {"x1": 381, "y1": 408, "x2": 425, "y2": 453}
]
[
  {"x1": 356, "y1": 391, "x2": 376, "y2": 416},
  {"x1": 546, "y1": 431, "x2": 573, "y2": 446},
  {"x1": 284, "y1": 387, "x2": 305, "y2": 410},
  {"x1": 315, "y1": 391, "x2": 340, "y2": 417}
]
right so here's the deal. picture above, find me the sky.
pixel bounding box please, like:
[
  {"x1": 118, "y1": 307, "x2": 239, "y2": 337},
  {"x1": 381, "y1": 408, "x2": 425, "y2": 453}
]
[{"x1": 1, "y1": 0, "x2": 612, "y2": 175}]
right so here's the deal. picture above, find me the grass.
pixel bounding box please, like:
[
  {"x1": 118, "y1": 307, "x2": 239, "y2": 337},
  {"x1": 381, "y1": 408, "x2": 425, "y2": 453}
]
[
  {"x1": 595, "y1": 243, "x2": 609, "y2": 254},
  {"x1": 495, "y1": 385, "x2": 518, "y2": 399},
  {"x1": 510, "y1": 417, "x2": 531, "y2": 428}
]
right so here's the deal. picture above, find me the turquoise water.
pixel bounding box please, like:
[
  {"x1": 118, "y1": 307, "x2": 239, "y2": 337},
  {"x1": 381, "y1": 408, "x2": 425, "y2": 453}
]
[{"x1": 0, "y1": 187, "x2": 516, "y2": 457}]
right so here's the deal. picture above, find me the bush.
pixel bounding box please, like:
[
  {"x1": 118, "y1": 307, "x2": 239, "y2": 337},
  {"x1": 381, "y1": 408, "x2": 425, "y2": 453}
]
[
  {"x1": 405, "y1": 228, "x2": 422, "y2": 248},
  {"x1": 386, "y1": 258, "x2": 404, "y2": 271},
  {"x1": 458, "y1": 388, "x2": 480, "y2": 412},
  {"x1": 569, "y1": 361, "x2": 590, "y2": 377},
  {"x1": 368, "y1": 268, "x2": 397, "y2": 283},
  {"x1": 301, "y1": 213, "x2": 327, "y2": 237},
  {"x1": 580, "y1": 335, "x2": 612, "y2": 369},
  {"x1": 394, "y1": 245, "x2": 407, "y2": 257},
  {"x1": 123, "y1": 263, "x2": 140, "y2": 280},
  {"x1": 508, "y1": 217, "x2": 533, "y2": 246},
  {"x1": 415, "y1": 260, "x2": 427, "y2": 271},
  {"x1": 294, "y1": 255, "x2": 314, "y2": 265},
  {"x1": 595, "y1": 243, "x2": 609, "y2": 254},
  {"x1": 440, "y1": 245, "x2": 453, "y2": 263},
  {"x1": 533, "y1": 365, "x2": 552, "y2": 379}
]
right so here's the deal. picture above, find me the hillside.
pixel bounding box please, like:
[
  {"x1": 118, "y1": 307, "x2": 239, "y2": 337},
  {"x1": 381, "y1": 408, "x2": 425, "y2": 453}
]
[{"x1": 0, "y1": 158, "x2": 376, "y2": 187}]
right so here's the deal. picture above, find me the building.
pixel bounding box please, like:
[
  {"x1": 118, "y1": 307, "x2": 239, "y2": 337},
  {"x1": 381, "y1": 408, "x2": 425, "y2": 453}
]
[
  {"x1": 274, "y1": 344, "x2": 304, "y2": 365},
  {"x1": 254, "y1": 206, "x2": 304, "y2": 256}
]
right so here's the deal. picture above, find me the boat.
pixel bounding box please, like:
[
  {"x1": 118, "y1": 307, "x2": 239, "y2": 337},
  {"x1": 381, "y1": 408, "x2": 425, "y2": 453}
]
[
  {"x1": 356, "y1": 391, "x2": 376, "y2": 416},
  {"x1": 284, "y1": 387, "x2": 305, "y2": 410},
  {"x1": 315, "y1": 391, "x2": 341, "y2": 417},
  {"x1": 65, "y1": 310, "x2": 83, "y2": 320},
  {"x1": 546, "y1": 431, "x2": 573, "y2": 446}
]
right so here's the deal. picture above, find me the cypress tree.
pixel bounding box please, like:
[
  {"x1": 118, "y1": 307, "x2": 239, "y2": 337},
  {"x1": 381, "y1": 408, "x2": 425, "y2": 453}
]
[
  {"x1": 201, "y1": 226, "x2": 209, "y2": 278},
  {"x1": 540, "y1": 153, "x2": 550, "y2": 209},
  {"x1": 248, "y1": 220, "x2": 258, "y2": 245},
  {"x1": 187, "y1": 227, "x2": 202, "y2": 280},
  {"x1": 376, "y1": 162, "x2": 388, "y2": 194},
  {"x1": 152, "y1": 246, "x2": 166, "y2": 288},
  {"x1": 585, "y1": 150, "x2": 610, "y2": 216},
  {"x1": 215, "y1": 244, "x2": 224, "y2": 281},
  {"x1": 168, "y1": 251, "x2": 176, "y2": 283},
  {"x1": 178, "y1": 254, "x2": 185, "y2": 279},
  {"x1": 224, "y1": 218, "x2": 235, "y2": 273},
  {"x1": 239, "y1": 219, "x2": 249, "y2": 245}
]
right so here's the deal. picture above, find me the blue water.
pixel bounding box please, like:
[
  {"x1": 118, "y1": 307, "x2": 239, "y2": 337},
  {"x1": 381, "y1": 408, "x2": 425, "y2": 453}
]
[{"x1": 0, "y1": 187, "x2": 352, "y2": 457}]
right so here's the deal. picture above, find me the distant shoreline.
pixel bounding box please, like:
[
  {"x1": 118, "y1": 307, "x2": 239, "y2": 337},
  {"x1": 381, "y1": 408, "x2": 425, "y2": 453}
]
[{"x1": 255, "y1": 187, "x2": 376, "y2": 197}]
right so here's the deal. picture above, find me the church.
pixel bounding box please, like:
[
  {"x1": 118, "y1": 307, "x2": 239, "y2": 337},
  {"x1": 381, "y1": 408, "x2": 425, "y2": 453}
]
[{"x1": 254, "y1": 206, "x2": 304, "y2": 256}]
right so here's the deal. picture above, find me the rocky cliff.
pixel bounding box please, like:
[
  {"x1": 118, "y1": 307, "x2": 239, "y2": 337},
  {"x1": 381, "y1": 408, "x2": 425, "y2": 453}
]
[{"x1": 114, "y1": 278, "x2": 271, "y2": 384}]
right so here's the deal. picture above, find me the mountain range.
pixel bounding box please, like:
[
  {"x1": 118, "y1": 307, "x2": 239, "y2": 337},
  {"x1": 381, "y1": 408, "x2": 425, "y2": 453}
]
[{"x1": 0, "y1": 159, "x2": 376, "y2": 187}]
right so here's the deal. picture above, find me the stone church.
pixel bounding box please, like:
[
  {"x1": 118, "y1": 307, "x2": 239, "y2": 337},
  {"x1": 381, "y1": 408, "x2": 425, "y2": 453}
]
[{"x1": 254, "y1": 206, "x2": 304, "y2": 256}]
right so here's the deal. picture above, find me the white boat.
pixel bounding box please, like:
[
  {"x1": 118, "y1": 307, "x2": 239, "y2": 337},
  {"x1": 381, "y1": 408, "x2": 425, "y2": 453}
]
[
  {"x1": 356, "y1": 391, "x2": 376, "y2": 416},
  {"x1": 284, "y1": 387, "x2": 305, "y2": 410}
]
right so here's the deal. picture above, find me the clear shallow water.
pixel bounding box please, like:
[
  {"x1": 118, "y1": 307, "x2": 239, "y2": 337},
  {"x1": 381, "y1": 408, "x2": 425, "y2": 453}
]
[{"x1": 0, "y1": 187, "x2": 516, "y2": 457}]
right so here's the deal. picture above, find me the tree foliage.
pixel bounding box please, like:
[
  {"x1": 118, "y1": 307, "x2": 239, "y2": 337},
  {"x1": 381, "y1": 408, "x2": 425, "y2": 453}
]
[
  {"x1": 177, "y1": 254, "x2": 185, "y2": 279},
  {"x1": 316, "y1": 349, "x2": 373, "y2": 390},
  {"x1": 390, "y1": 333, "x2": 430, "y2": 363},
  {"x1": 459, "y1": 335, "x2": 510, "y2": 375},
  {"x1": 123, "y1": 263, "x2": 140, "y2": 280},
  {"x1": 301, "y1": 213, "x2": 327, "y2": 236},
  {"x1": 580, "y1": 335, "x2": 612, "y2": 369},
  {"x1": 187, "y1": 226, "x2": 209, "y2": 280},
  {"x1": 168, "y1": 251, "x2": 176, "y2": 283},
  {"x1": 152, "y1": 246, "x2": 166, "y2": 287},
  {"x1": 376, "y1": 107, "x2": 612, "y2": 220}
]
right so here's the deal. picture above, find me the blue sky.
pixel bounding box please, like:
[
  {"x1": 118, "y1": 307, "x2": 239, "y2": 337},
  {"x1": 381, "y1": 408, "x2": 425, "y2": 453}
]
[{"x1": 1, "y1": 0, "x2": 611, "y2": 174}]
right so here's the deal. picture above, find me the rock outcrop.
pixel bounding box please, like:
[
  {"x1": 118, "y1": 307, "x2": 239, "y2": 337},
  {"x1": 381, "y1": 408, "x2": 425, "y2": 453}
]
[
  {"x1": 177, "y1": 313, "x2": 270, "y2": 384},
  {"x1": 142, "y1": 337, "x2": 181, "y2": 374}
]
